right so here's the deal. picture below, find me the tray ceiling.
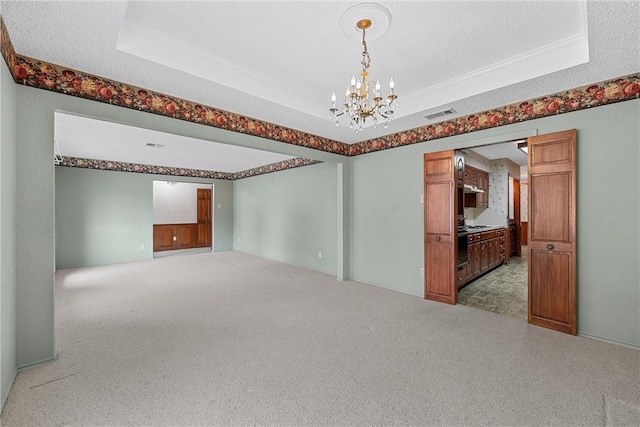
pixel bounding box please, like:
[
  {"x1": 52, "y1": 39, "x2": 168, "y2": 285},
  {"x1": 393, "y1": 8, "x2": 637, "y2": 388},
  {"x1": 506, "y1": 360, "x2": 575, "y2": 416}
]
[{"x1": 2, "y1": 1, "x2": 639, "y2": 148}]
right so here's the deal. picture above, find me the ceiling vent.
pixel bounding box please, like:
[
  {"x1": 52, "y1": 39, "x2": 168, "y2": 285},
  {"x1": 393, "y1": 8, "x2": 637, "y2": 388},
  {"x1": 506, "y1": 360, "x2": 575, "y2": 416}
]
[
  {"x1": 424, "y1": 108, "x2": 456, "y2": 121},
  {"x1": 145, "y1": 143, "x2": 166, "y2": 149}
]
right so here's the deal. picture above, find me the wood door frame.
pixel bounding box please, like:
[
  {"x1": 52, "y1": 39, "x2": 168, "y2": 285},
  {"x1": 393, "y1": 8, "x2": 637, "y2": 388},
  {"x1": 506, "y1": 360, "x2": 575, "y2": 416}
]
[{"x1": 512, "y1": 177, "x2": 522, "y2": 257}]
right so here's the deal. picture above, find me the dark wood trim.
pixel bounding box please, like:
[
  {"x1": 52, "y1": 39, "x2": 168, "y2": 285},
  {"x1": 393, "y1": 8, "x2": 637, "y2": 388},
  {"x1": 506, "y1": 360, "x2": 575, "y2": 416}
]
[
  {"x1": 521, "y1": 222, "x2": 528, "y2": 245},
  {"x1": 513, "y1": 177, "x2": 521, "y2": 257}
]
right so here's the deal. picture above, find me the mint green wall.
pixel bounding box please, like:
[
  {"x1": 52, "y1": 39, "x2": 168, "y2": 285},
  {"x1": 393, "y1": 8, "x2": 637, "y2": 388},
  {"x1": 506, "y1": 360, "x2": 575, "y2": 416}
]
[
  {"x1": 233, "y1": 162, "x2": 338, "y2": 275},
  {"x1": 10, "y1": 64, "x2": 639, "y2": 373},
  {"x1": 0, "y1": 53, "x2": 17, "y2": 409},
  {"x1": 55, "y1": 167, "x2": 234, "y2": 269},
  {"x1": 14, "y1": 84, "x2": 338, "y2": 368},
  {"x1": 351, "y1": 100, "x2": 640, "y2": 348},
  {"x1": 16, "y1": 86, "x2": 55, "y2": 368}
]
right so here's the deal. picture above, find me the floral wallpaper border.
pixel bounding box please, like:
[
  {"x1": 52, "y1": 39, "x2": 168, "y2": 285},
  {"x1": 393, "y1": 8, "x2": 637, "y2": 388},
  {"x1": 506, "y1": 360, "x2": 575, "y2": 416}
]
[
  {"x1": 0, "y1": 16, "x2": 16, "y2": 79},
  {"x1": 2, "y1": 15, "x2": 640, "y2": 161},
  {"x1": 58, "y1": 156, "x2": 321, "y2": 181},
  {"x1": 347, "y1": 73, "x2": 640, "y2": 156}
]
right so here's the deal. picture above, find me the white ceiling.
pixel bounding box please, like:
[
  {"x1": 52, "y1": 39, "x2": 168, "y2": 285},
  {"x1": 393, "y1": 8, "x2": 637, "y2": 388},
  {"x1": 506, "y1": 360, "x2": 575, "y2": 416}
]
[
  {"x1": 116, "y1": 1, "x2": 588, "y2": 128},
  {"x1": 470, "y1": 140, "x2": 528, "y2": 167},
  {"x1": 54, "y1": 113, "x2": 294, "y2": 173},
  {"x1": 3, "y1": 1, "x2": 639, "y2": 165}
]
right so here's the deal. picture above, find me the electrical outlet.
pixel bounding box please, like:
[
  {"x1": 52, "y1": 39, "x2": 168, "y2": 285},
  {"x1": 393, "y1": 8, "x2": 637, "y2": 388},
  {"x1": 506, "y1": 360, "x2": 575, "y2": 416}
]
[
  {"x1": 238, "y1": 237, "x2": 241, "y2": 243},
  {"x1": 420, "y1": 267, "x2": 424, "y2": 277},
  {"x1": 217, "y1": 204, "x2": 221, "y2": 208},
  {"x1": 173, "y1": 236, "x2": 177, "y2": 241},
  {"x1": 421, "y1": 194, "x2": 424, "y2": 203},
  {"x1": 318, "y1": 251, "x2": 322, "y2": 259},
  {"x1": 140, "y1": 244, "x2": 145, "y2": 250}
]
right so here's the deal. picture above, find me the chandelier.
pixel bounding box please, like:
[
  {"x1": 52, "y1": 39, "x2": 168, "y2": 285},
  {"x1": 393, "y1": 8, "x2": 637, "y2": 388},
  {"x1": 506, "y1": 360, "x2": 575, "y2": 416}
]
[{"x1": 330, "y1": 18, "x2": 397, "y2": 132}]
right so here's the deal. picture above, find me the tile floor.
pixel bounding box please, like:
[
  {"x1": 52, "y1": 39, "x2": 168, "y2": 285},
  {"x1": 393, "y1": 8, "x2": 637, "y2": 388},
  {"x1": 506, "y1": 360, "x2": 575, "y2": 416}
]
[{"x1": 458, "y1": 246, "x2": 527, "y2": 319}]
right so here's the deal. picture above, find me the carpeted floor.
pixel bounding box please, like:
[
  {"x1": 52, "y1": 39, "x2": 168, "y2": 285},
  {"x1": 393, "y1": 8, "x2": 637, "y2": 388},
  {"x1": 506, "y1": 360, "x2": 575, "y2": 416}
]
[{"x1": 1, "y1": 251, "x2": 638, "y2": 426}]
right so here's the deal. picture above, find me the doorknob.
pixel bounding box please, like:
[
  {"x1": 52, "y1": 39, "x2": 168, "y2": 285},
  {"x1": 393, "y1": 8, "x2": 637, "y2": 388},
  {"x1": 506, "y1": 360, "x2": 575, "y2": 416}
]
[
  {"x1": 547, "y1": 244, "x2": 554, "y2": 250},
  {"x1": 436, "y1": 236, "x2": 441, "y2": 241}
]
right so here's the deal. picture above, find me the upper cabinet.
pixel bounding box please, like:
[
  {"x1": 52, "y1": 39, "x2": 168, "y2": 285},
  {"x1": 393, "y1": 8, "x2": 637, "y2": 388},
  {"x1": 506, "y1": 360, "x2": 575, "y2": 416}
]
[
  {"x1": 464, "y1": 165, "x2": 490, "y2": 208},
  {"x1": 476, "y1": 170, "x2": 489, "y2": 208},
  {"x1": 464, "y1": 166, "x2": 478, "y2": 187}
]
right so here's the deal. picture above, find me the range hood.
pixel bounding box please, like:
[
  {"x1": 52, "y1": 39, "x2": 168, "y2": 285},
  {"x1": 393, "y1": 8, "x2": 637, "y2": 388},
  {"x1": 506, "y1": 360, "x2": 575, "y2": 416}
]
[{"x1": 463, "y1": 184, "x2": 485, "y2": 194}]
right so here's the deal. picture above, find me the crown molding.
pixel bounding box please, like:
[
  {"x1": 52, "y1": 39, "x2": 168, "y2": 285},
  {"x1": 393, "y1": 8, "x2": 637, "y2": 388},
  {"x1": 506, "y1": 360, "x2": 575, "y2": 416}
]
[{"x1": 117, "y1": 18, "x2": 329, "y2": 121}]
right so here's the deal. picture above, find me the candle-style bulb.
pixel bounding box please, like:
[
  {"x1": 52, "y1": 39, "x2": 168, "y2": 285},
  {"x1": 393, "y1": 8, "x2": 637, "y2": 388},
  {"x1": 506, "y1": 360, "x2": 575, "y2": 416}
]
[
  {"x1": 351, "y1": 75, "x2": 357, "y2": 86},
  {"x1": 375, "y1": 79, "x2": 381, "y2": 91},
  {"x1": 331, "y1": 91, "x2": 336, "y2": 102},
  {"x1": 389, "y1": 76, "x2": 395, "y2": 89}
]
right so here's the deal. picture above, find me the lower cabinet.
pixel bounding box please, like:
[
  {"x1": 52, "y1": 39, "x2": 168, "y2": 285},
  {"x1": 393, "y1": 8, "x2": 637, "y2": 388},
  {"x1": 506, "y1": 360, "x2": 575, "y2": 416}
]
[
  {"x1": 153, "y1": 223, "x2": 199, "y2": 252},
  {"x1": 458, "y1": 228, "x2": 506, "y2": 289}
]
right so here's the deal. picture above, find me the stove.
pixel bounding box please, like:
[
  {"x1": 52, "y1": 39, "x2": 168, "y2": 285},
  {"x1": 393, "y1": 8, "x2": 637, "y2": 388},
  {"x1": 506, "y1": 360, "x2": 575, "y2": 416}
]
[{"x1": 466, "y1": 225, "x2": 491, "y2": 229}]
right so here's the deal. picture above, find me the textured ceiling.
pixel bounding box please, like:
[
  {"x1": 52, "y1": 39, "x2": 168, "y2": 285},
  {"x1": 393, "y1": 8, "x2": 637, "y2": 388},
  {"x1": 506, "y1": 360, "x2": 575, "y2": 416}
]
[
  {"x1": 2, "y1": 1, "x2": 639, "y2": 166},
  {"x1": 54, "y1": 113, "x2": 295, "y2": 173}
]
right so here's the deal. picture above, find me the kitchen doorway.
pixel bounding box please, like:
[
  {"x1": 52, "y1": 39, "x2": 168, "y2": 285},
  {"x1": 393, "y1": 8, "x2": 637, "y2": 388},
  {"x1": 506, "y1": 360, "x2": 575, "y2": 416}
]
[{"x1": 457, "y1": 151, "x2": 527, "y2": 319}]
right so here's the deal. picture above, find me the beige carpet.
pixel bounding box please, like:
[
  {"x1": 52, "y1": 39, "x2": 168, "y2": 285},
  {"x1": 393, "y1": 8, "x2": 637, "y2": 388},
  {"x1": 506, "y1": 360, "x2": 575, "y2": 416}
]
[{"x1": 1, "y1": 251, "x2": 638, "y2": 426}]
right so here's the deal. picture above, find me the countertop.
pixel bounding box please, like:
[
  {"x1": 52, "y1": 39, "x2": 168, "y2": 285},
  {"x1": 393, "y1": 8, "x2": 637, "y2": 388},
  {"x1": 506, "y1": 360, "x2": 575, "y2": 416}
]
[{"x1": 459, "y1": 225, "x2": 505, "y2": 237}]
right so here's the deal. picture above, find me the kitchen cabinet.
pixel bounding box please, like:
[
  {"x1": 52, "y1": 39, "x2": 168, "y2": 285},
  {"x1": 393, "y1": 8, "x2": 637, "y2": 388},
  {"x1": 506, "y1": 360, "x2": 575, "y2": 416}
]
[
  {"x1": 464, "y1": 167, "x2": 478, "y2": 186},
  {"x1": 480, "y1": 242, "x2": 489, "y2": 272},
  {"x1": 457, "y1": 228, "x2": 506, "y2": 289},
  {"x1": 455, "y1": 151, "x2": 465, "y2": 184},
  {"x1": 476, "y1": 170, "x2": 489, "y2": 208},
  {"x1": 497, "y1": 228, "x2": 507, "y2": 264},
  {"x1": 464, "y1": 165, "x2": 489, "y2": 208}
]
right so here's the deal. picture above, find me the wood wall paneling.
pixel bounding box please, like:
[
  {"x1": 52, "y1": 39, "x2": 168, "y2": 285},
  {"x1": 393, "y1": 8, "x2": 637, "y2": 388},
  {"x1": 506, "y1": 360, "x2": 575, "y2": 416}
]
[{"x1": 153, "y1": 224, "x2": 199, "y2": 252}]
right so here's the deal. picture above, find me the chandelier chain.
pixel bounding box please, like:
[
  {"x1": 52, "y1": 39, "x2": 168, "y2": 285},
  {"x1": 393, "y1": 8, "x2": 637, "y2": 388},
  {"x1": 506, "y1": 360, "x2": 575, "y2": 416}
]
[{"x1": 361, "y1": 28, "x2": 371, "y2": 72}]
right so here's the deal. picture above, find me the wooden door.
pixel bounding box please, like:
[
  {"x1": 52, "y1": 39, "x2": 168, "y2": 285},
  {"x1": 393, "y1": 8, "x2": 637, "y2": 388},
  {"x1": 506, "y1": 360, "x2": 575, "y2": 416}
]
[
  {"x1": 424, "y1": 151, "x2": 457, "y2": 304},
  {"x1": 197, "y1": 188, "x2": 212, "y2": 248},
  {"x1": 528, "y1": 129, "x2": 577, "y2": 335},
  {"x1": 513, "y1": 178, "x2": 522, "y2": 257}
]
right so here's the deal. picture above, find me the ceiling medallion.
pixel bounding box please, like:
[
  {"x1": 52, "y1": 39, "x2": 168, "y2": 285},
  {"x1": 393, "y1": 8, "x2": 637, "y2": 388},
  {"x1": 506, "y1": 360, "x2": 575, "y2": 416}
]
[{"x1": 330, "y1": 3, "x2": 396, "y2": 132}]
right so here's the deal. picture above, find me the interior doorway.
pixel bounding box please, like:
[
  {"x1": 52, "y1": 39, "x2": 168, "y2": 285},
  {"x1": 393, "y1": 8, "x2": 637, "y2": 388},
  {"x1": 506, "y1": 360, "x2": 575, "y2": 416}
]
[
  {"x1": 424, "y1": 130, "x2": 577, "y2": 334},
  {"x1": 152, "y1": 180, "x2": 214, "y2": 257},
  {"x1": 457, "y1": 145, "x2": 527, "y2": 319}
]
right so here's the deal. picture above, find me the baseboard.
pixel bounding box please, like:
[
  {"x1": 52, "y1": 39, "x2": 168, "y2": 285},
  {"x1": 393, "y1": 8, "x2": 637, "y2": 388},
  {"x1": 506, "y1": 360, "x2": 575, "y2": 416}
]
[
  {"x1": 578, "y1": 332, "x2": 640, "y2": 350},
  {"x1": 349, "y1": 275, "x2": 423, "y2": 298},
  {"x1": 232, "y1": 249, "x2": 338, "y2": 278},
  {"x1": 17, "y1": 354, "x2": 58, "y2": 372},
  {"x1": 1, "y1": 368, "x2": 17, "y2": 413}
]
